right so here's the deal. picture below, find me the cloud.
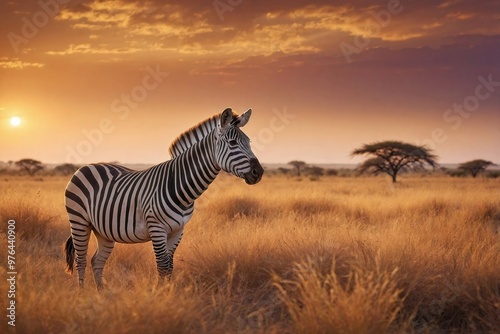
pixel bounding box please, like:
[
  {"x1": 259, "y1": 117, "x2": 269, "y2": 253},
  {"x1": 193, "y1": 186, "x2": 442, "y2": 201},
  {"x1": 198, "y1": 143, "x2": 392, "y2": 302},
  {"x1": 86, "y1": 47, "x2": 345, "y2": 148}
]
[
  {"x1": 2, "y1": 0, "x2": 500, "y2": 65},
  {"x1": 53, "y1": 0, "x2": 500, "y2": 59},
  {"x1": 0, "y1": 58, "x2": 44, "y2": 69},
  {"x1": 128, "y1": 21, "x2": 212, "y2": 38},
  {"x1": 348, "y1": 35, "x2": 500, "y2": 71},
  {"x1": 45, "y1": 43, "x2": 143, "y2": 55},
  {"x1": 57, "y1": 0, "x2": 140, "y2": 29}
]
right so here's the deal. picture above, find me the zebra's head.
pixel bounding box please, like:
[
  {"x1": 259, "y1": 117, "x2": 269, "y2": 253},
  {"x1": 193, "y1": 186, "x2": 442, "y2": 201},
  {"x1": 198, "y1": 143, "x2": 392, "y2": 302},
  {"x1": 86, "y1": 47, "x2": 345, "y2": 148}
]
[{"x1": 215, "y1": 108, "x2": 264, "y2": 185}]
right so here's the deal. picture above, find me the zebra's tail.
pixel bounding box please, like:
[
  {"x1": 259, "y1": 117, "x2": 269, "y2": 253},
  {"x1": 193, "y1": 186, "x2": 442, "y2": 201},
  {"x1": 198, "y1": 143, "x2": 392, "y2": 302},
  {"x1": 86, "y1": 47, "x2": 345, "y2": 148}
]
[{"x1": 64, "y1": 236, "x2": 75, "y2": 275}]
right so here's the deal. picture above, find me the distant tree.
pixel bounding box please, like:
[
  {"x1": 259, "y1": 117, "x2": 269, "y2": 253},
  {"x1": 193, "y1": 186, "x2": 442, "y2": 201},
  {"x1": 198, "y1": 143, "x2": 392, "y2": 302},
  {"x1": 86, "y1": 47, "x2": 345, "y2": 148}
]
[
  {"x1": 458, "y1": 159, "x2": 495, "y2": 178},
  {"x1": 54, "y1": 163, "x2": 79, "y2": 176},
  {"x1": 15, "y1": 158, "x2": 44, "y2": 176},
  {"x1": 325, "y1": 168, "x2": 338, "y2": 176},
  {"x1": 486, "y1": 170, "x2": 500, "y2": 179},
  {"x1": 304, "y1": 166, "x2": 324, "y2": 178},
  {"x1": 352, "y1": 141, "x2": 438, "y2": 183},
  {"x1": 288, "y1": 160, "x2": 307, "y2": 177},
  {"x1": 446, "y1": 169, "x2": 467, "y2": 178},
  {"x1": 277, "y1": 167, "x2": 291, "y2": 175}
]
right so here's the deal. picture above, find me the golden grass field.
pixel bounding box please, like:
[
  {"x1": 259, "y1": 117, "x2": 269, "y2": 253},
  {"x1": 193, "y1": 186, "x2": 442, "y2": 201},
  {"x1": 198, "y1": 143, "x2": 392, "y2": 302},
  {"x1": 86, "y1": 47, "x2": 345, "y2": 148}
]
[{"x1": 0, "y1": 173, "x2": 499, "y2": 333}]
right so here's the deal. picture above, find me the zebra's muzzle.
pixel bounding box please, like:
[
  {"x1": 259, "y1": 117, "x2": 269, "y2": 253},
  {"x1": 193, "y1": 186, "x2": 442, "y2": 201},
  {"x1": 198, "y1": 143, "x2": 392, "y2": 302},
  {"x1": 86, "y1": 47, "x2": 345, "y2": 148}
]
[{"x1": 244, "y1": 158, "x2": 264, "y2": 185}]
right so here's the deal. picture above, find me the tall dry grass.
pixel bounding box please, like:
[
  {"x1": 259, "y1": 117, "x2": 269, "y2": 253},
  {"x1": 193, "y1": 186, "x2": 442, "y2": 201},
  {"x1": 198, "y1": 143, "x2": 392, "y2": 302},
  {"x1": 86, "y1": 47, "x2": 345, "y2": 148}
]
[
  {"x1": 275, "y1": 260, "x2": 403, "y2": 334},
  {"x1": 0, "y1": 174, "x2": 499, "y2": 333}
]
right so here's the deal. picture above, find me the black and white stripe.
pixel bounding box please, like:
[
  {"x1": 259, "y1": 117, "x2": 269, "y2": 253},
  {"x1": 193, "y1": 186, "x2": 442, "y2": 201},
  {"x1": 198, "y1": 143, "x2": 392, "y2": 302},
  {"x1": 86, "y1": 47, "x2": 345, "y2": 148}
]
[{"x1": 64, "y1": 108, "x2": 264, "y2": 289}]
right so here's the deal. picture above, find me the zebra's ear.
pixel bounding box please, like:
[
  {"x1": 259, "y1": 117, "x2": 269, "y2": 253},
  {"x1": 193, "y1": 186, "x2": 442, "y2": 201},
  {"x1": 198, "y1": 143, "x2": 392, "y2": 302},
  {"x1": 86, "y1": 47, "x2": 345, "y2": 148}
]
[
  {"x1": 236, "y1": 109, "x2": 252, "y2": 128},
  {"x1": 220, "y1": 108, "x2": 233, "y2": 129}
]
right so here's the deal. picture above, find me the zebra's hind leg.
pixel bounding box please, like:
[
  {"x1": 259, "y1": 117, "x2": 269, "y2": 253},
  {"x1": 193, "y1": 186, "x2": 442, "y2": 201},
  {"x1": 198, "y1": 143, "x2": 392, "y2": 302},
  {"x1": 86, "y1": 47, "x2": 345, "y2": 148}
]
[
  {"x1": 91, "y1": 232, "x2": 115, "y2": 291},
  {"x1": 71, "y1": 223, "x2": 92, "y2": 289}
]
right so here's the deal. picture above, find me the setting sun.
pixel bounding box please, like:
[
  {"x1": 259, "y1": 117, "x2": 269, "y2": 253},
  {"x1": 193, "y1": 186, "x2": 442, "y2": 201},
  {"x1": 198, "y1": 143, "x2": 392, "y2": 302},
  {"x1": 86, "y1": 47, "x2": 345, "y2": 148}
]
[{"x1": 10, "y1": 116, "x2": 21, "y2": 127}]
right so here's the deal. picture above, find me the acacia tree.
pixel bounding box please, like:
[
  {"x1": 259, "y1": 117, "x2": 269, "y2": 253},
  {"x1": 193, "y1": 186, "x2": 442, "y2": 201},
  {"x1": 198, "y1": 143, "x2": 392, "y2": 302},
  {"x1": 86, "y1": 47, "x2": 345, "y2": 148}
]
[
  {"x1": 54, "y1": 163, "x2": 79, "y2": 176},
  {"x1": 458, "y1": 159, "x2": 495, "y2": 177},
  {"x1": 304, "y1": 166, "x2": 324, "y2": 178},
  {"x1": 288, "y1": 160, "x2": 307, "y2": 177},
  {"x1": 15, "y1": 158, "x2": 44, "y2": 176},
  {"x1": 352, "y1": 141, "x2": 438, "y2": 183},
  {"x1": 277, "y1": 167, "x2": 291, "y2": 175}
]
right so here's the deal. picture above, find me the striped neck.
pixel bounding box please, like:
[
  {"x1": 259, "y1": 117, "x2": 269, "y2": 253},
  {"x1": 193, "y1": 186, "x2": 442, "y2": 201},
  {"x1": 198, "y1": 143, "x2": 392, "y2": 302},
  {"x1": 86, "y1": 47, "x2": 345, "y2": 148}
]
[{"x1": 166, "y1": 130, "x2": 221, "y2": 207}]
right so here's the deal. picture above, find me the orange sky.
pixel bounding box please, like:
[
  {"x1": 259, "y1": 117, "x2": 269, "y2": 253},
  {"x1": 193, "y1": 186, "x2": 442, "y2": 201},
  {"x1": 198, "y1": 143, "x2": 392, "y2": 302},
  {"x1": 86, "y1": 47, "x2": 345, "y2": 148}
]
[{"x1": 1, "y1": 0, "x2": 499, "y2": 165}]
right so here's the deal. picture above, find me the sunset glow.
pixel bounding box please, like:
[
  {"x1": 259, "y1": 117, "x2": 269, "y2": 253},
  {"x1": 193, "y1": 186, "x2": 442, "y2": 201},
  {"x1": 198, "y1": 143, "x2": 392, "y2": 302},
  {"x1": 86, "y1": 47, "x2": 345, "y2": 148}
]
[{"x1": 0, "y1": 0, "x2": 499, "y2": 164}]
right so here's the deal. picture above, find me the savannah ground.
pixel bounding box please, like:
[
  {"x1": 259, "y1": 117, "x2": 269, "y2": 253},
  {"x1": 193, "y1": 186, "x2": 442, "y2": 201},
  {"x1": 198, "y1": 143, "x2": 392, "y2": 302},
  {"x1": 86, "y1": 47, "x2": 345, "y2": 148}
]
[{"x1": 0, "y1": 173, "x2": 499, "y2": 333}]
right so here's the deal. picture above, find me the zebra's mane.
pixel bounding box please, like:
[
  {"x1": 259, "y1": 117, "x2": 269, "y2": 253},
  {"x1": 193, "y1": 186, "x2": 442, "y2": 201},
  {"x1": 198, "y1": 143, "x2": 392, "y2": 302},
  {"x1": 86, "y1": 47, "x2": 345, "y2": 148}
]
[{"x1": 168, "y1": 111, "x2": 236, "y2": 158}]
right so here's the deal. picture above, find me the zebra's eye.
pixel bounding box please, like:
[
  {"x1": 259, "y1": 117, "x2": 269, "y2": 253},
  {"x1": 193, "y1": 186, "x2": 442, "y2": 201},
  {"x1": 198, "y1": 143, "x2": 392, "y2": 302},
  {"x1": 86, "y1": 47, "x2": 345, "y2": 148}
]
[{"x1": 228, "y1": 139, "x2": 237, "y2": 146}]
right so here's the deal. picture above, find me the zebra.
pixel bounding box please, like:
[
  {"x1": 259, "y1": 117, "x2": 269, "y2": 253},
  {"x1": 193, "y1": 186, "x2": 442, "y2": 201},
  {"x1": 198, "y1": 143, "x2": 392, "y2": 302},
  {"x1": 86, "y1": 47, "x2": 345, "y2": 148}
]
[{"x1": 64, "y1": 108, "x2": 264, "y2": 289}]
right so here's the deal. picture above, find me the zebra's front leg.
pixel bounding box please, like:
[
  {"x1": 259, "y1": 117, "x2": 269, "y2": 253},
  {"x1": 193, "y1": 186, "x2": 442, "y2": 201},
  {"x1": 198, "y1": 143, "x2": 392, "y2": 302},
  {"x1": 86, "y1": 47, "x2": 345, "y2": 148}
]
[
  {"x1": 151, "y1": 229, "x2": 183, "y2": 284},
  {"x1": 151, "y1": 231, "x2": 171, "y2": 284},
  {"x1": 165, "y1": 229, "x2": 184, "y2": 278}
]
